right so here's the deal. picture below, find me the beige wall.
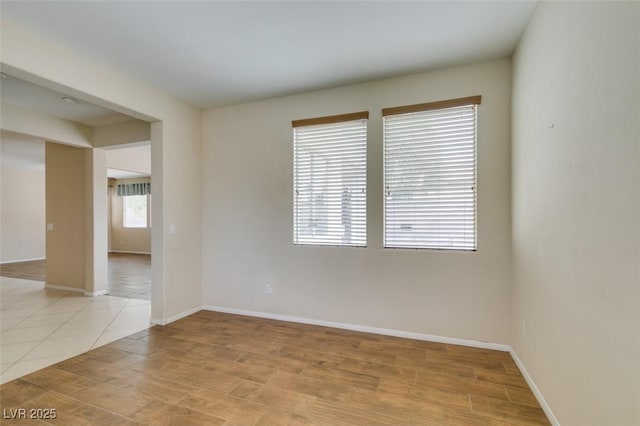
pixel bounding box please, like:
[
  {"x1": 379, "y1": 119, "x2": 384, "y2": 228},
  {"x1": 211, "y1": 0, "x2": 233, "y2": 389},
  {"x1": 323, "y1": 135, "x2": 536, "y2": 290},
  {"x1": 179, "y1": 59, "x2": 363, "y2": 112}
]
[
  {"x1": 93, "y1": 120, "x2": 150, "y2": 149},
  {"x1": 202, "y1": 59, "x2": 512, "y2": 344},
  {"x1": 1, "y1": 102, "x2": 92, "y2": 147},
  {"x1": 0, "y1": 162, "x2": 45, "y2": 263},
  {"x1": 45, "y1": 142, "x2": 87, "y2": 289},
  {"x1": 110, "y1": 180, "x2": 152, "y2": 254},
  {"x1": 512, "y1": 2, "x2": 640, "y2": 425},
  {"x1": 2, "y1": 20, "x2": 202, "y2": 322},
  {"x1": 107, "y1": 145, "x2": 151, "y2": 175}
]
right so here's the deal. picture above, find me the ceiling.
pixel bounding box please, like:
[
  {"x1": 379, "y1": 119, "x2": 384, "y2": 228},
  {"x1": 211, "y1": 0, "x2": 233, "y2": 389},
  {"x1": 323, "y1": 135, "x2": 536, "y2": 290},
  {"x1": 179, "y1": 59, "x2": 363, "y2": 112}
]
[
  {"x1": 1, "y1": 1, "x2": 537, "y2": 109},
  {"x1": 0, "y1": 74, "x2": 136, "y2": 126}
]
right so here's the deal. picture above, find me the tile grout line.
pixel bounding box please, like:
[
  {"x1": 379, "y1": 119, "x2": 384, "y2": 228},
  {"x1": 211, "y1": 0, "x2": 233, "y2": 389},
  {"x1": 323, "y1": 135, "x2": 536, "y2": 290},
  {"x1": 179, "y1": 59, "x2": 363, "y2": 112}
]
[
  {"x1": 2, "y1": 294, "x2": 131, "y2": 379},
  {"x1": 1, "y1": 285, "x2": 74, "y2": 332},
  {"x1": 1, "y1": 285, "x2": 82, "y2": 373},
  {"x1": 3, "y1": 296, "x2": 94, "y2": 369},
  {"x1": 0, "y1": 292, "x2": 81, "y2": 381},
  {"x1": 88, "y1": 297, "x2": 132, "y2": 349},
  {"x1": 88, "y1": 296, "x2": 152, "y2": 350}
]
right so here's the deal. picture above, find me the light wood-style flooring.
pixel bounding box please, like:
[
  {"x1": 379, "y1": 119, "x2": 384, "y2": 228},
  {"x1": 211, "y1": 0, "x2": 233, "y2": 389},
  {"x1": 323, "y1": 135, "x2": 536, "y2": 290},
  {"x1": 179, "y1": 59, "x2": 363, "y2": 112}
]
[
  {"x1": 0, "y1": 253, "x2": 151, "y2": 300},
  {"x1": 0, "y1": 260, "x2": 46, "y2": 282},
  {"x1": 0, "y1": 310, "x2": 550, "y2": 425},
  {"x1": 107, "y1": 253, "x2": 151, "y2": 300}
]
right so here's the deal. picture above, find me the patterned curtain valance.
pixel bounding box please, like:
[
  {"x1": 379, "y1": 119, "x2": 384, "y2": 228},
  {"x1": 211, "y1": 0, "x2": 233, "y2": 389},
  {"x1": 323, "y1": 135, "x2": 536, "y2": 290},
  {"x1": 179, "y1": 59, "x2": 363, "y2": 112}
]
[{"x1": 116, "y1": 182, "x2": 151, "y2": 196}]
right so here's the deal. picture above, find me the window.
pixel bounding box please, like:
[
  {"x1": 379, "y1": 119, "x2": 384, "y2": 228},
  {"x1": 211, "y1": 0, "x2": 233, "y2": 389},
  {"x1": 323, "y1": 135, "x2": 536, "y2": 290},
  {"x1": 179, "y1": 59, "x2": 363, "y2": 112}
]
[
  {"x1": 293, "y1": 112, "x2": 368, "y2": 246},
  {"x1": 383, "y1": 96, "x2": 481, "y2": 250},
  {"x1": 123, "y1": 195, "x2": 148, "y2": 228}
]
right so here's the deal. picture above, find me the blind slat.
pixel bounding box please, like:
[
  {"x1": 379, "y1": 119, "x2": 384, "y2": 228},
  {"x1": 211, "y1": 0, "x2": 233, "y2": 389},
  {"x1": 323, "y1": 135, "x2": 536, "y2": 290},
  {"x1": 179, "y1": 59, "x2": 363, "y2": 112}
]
[
  {"x1": 384, "y1": 103, "x2": 477, "y2": 250},
  {"x1": 294, "y1": 118, "x2": 367, "y2": 247}
]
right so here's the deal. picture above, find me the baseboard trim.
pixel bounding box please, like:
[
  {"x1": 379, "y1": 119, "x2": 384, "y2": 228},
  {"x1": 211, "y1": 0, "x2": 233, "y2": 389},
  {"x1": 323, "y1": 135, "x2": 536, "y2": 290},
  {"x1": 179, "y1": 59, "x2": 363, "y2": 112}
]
[
  {"x1": 45, "y1": 284, "x2": 85, "y2": 294},
  {"x1": 108, "y1": 250, "x2": 151, "y2": 255},
  {"x1": 150, "y1": 305, "x2": 202, "y2": 326},
  {"x1": 202, "y1": 305, "x2": 510, "y2": 352},
  {"x1": 0, "y1": 257, "x2": 45, "y2": 265},
  {"x1": 84, "y1": 290, "x2": 109, "y2": 297},
  {"x1": 510, "y1": 348, "x2": 559, "y2": 425},
  {"x1": 46, "y1": 284, "x2": 108, "y2": 297}
]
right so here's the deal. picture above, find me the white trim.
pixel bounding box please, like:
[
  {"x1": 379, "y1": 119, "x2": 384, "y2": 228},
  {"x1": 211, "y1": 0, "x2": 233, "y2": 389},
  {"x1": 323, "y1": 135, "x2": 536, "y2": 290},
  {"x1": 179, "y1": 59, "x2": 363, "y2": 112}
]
[
  {"x1": 0, "y1": 257, "x2": 45, "y2": 264},
  {"x1": 150, "y1": 305, "x2": 202, "y2": 326},
  {"x1": 510, "y1": 348, "x2": 560, "y2": 426},
  {"x1": 108, "y1": 250, "x2": 151, "y2": 255},
  {"x1": 202, "y1": 305, "x2": 510, "y2": 352},
  {"x1": 84, "y1": 289, "x2": 109, "y2": 297},
  {"x1": 44, "y1": 284, "x2": 85, "y2": 293}
]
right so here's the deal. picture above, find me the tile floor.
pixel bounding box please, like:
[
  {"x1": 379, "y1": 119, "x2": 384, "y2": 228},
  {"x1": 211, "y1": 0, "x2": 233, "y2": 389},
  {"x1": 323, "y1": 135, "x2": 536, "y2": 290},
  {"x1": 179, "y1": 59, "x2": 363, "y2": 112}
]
[{"x1": 0, "y1": 277, "x2": 151, "y2": 384}]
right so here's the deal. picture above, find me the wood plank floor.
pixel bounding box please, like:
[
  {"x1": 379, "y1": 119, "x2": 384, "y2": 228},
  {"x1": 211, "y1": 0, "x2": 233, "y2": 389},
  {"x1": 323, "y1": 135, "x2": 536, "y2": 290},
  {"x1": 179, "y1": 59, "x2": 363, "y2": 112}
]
[
  {"x1": 0, "y1": 311, "x2": 550, "y2": 425},
  {"x1": 107, "y1": 253, "x2": 151, "y2": 300},
  {"x1": 0, "y1": 260, "x2": 46, "y2": 282},
  {"x1": 0, "y1": 253, "x2": 151, "y2": 300}
]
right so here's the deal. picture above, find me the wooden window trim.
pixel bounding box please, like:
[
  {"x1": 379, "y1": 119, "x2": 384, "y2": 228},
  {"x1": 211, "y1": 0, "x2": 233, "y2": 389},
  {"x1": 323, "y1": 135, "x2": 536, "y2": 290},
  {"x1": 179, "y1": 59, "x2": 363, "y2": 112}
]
[
  {"x1": 382, "y1": 95, "x2": 481, "y2": 117},
  {"x1": 292, "y1": 111, "x2": 369, "y2": 128}
]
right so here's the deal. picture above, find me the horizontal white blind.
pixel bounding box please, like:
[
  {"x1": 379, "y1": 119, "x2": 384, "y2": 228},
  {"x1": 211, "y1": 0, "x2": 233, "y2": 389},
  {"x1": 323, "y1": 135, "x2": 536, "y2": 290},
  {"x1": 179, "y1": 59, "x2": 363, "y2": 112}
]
[
  {"x1": 384, "y1": 104, "x2": 477, "y2": 250},
  {"x1": 294, "y1": 118, "x2": 367, "y2": 246}
]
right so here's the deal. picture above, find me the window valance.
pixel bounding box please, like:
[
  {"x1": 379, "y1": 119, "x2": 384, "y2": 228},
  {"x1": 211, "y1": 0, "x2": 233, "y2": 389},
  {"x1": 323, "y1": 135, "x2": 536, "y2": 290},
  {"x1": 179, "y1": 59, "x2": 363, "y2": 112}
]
[{"x1": 116, "y1": 182, "x2": 151, "y2": 196}]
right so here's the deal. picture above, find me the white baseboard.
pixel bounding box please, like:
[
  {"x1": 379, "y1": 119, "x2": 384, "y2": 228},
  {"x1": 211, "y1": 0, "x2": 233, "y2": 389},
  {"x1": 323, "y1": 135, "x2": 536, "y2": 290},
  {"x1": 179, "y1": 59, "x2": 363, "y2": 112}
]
[
  {"x1": 46, "y1": 285, "x2": 108, "y2": 297},
  {"x1": 202, "y1": 305, "x2": 510, "y2": 352},
  {"x1": 109, "y1": 250, "x2": 151, "y2": 255},
  {"x1": 84, "y1": 289, "x2": 109, "y2": 297},
  {"x1": 510, "y1": 348, "x2": 559, "y2": 425},
  {"x1": 150, "y1": 305, "x2": 202, "y2": 326},
  {"x1": 0, "y1": 257, "x2": 45, "y2": 265},
  {"x1": 45, "y1": 284, "x2": 85, "y2": 294}
]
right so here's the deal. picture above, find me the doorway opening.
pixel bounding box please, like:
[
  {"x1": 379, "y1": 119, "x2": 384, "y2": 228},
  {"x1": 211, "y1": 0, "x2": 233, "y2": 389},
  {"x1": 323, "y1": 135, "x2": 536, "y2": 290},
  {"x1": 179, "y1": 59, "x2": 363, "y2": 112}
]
[{"x1": 106, "y1": 143, "x2": 152, "y2": 300}]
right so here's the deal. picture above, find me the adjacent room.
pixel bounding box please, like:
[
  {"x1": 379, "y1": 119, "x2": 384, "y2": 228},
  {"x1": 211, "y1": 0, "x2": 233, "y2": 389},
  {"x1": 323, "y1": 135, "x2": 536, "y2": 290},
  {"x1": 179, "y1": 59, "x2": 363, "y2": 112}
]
[
  {"x1": 0, "y1": 1, "x2": 637, "y2": 425},
  {"x1": 0, "y1": 77, "x2": 153, "y2": 383}
]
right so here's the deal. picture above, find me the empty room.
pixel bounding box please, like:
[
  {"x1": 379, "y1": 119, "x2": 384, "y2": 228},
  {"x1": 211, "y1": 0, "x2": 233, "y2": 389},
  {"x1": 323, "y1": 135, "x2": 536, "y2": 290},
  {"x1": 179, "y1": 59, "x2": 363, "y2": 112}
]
[{"x1": 0, "y1": 1, "x2": 638, "y2": 425}]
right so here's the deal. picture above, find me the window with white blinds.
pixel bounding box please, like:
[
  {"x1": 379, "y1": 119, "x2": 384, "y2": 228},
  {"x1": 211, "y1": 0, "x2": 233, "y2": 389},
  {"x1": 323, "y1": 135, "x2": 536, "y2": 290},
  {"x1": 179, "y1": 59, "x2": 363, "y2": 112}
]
[
  {"x1": 293, "y1": 112, "x2": 368, "y2": 247},
  {"x1": 383, "y1": 96, "x2": 480, "y2": 250}
]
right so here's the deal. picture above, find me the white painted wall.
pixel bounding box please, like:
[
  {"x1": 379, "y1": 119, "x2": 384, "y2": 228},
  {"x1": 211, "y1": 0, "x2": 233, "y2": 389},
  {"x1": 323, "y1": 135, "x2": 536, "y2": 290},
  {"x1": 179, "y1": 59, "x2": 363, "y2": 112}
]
[
  {"x1": 1, "y1": 102, "x2": 92, "y2": 148},
  {"x1": 0, "y1": 161, "x2": 45, "y2": 263},
  {"x1": 512, "y1": 2, "x2": 640, "y2": 425},
  {"x1": 202, "y1": 59, "x2": 512, "y2": 344}
]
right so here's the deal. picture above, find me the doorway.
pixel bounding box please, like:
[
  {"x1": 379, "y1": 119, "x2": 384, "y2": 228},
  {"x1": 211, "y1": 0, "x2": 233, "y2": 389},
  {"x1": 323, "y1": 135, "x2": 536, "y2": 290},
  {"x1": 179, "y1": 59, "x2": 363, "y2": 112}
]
[{"x1": 106, "y1": 143, "x2": 152, "y2": 300}]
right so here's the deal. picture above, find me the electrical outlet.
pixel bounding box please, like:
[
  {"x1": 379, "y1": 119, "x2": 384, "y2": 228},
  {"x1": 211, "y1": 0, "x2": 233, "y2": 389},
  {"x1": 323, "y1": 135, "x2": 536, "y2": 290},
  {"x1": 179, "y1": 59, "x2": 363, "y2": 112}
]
[
  {"x1": 520, "y1": 321, "x2": 526, "y2": 337},
  {"x1": 265, "y1": 284, "x2": 272, "y2": 295}
]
